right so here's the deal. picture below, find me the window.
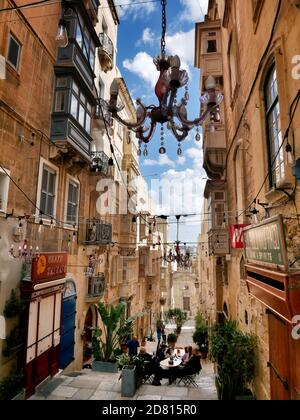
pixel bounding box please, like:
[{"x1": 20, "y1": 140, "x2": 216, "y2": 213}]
[
  {"x1": 66, "y1": 180, "x2": 79, "y2": 225},
  {"x1": 207, "y1": 40, "x2": 217, "y2": 53},
  {"x1": 75, "y1": 19, "x2": 96, "y2": 70},
  {"x1": 228, "y1": 35, "x2": 237, "y2": 97},
  {"x1": 40, "y1": 166, "x2": 57, "y2": 218},
  {"x1": 98, "y1": 77, "x2": 105, "y2": 99},
  {"x1": 0, "y1": 168, "x2": 10, "y2": 212},
  {"x1": 7, "y1": 34, "x2": 21, "y2": 71},
  {"x1": 117, "y1": 123, "x2": 123, "y2": 139},
  {"x1": 264, "y1": 64, "x2": 284, "y2": 187},
  {"x1": 70, "y1": 80, "x2": 92, "y2": 133}
]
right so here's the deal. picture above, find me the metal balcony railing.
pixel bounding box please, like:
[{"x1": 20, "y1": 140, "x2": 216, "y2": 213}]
[
  {"x1": 87, "y1": 273, "x2": 105, "y2": 298},
  {"x1": 85, "y1": 219, "x2": 112, "y2": 245},
  {"x1": 98, "y1": 33, "x2": 114, "y2": 62},
  {"x1": 90, "y1": 151, "x2": 109, "y2": 174}
]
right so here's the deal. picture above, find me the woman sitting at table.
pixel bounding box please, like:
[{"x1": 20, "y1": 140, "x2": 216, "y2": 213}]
[
  {"x1": 181, "y1": 346, "x2": 193, "y2": 365},
  {"x1": 174, "y1": 348, "x2": 202, "y2": 379}
]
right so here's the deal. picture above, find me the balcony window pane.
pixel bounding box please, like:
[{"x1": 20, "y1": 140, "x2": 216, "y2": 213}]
[
  {"x1": 76, "y1": 24, "x2": 83, "y2": 48},
  {"x1": 79, "y1": 104, "x2": 85, "y2": 126},
  {"x1": 85, "y1": 113, "x2": 91, "y2": 134},
  {"x1": 56, "y1": 77, "x2": 68, "y2": 87},
  {"x1": 55, "y1": 91, "x2": 66, "y2": 112},
  {"x1": 71, "y1": 94, "x2": 78, "y2": 118},
  {"x1": 72, "y1": 80, "x2": 79, "y2": 94}
]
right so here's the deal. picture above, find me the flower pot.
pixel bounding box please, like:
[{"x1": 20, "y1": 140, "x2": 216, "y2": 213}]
[
  {"x1": 92, "y1": 360, "x2": 118, "y2": 373},
  {"x1": 121, "y1": 365, "x2": 136, "y2": 398}
]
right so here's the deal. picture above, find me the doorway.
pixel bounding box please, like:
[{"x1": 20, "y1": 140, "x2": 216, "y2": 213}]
[
  {"x1": 59, "y1": 280, "x2": 77, "y2": 370},
  {"x1": 268, "y1": 311, "x2": 291, "y2": 400},
  {"x1": 83, "y1": 307, "x2": 94, "y2": 364}
]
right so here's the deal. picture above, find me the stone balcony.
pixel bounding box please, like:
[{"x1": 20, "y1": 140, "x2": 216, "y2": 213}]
[
  {"x1": 203, "y1": 125, "x2": 226, "y2": 180},
  {"x1": 98, "y1": 33, "x2": 114, "y2": 72},
  {"x1": 85, "y1": 273, "x2": 105, "y2": 303}
]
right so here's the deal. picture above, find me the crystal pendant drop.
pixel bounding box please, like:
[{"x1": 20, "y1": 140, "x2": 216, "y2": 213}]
[
  {"x1": 177, "y1": 147, "x2": 182, "y2": 156},
  {"x1": 137, "y1": 148, "x2": 142, "y2": 156},
  {"x1": 143, "y1": 146, "x2": 148, "y2": 157},
  {"x1": 159, "y1": 147, "x2": 166, "y2": 154},
  {"x1": 195, "y1": 127, "x2": 201, "y2": 142}
]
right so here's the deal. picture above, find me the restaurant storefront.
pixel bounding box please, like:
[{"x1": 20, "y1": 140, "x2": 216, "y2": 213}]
[
  {"x1": 244, "y1": 216, "x2": 300, "y2": 400},
  {"x1": 21, "y1": 252, "x2": 67, "y2": 398}
]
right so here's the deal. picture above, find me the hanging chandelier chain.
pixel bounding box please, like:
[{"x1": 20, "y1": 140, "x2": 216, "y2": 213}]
[{"x1": 161, "y1": 0, "x2": 167, "y2": 57}]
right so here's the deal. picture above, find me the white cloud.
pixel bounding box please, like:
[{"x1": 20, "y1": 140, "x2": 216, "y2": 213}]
[
  {"x1": 179, "y1": 0, "x2": 208, "y2": 22},
  {"x1": 142, "y1": 28, "x2": 156, "y2": 44},
  {"x1": 166, "y1": 29, "x2": 195, "y2": 68},
  {"x1": 177, "y1": 156, "x2": 186, "y2": 165},
  {"x1": 123, "y1": 52, "x2": 157, "y2": 88},
  {"x1": 116, "y1": 0, "x2": 156, "y2": 20},
  {"x1": 144, "y1": 154, "x2": 175, "y2": 168}
]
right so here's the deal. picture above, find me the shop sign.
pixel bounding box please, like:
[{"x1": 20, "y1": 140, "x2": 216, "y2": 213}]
[
  {"x1": 31, "y1": 252, "x2": 68, "y2": 283},
  {"x1": 243, "y1": 215, "x2": 288, "y2": 269}
]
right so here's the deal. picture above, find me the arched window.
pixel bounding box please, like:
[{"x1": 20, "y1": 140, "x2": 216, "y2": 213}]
[{"x1": 264, "y1": 64, "x2": 284, "y2": 187}]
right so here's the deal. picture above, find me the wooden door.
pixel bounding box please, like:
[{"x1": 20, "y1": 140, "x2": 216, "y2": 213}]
[{"x1": 268, "y1": 312, "x2": 291, "y2": 400}]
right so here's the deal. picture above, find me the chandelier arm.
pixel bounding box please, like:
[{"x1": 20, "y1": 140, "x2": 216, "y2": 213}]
[
  {"x1": 169, "y1": 123, "x2": 190, "y2": 142},
  {"x1": 136, "y1": 120, "x2": 157, "y2": 144},
  {"x1": 174, "y1": 106, "x2": 213, "y2": 128},
  {"x1": 110, "y1": 99, "x2": 148, "y2": 130}
]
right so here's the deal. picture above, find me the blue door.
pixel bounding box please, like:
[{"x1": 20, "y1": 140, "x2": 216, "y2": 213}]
[{"x1": 59, "y1": 281, "x2": 76, "y2": 370}]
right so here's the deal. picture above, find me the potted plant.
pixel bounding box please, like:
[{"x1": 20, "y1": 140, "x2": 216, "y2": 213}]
[
  {"x1": 166, "y1": 308, "x2": 187, "y2": 335},
  {"x1": 116, "y1": 354, "x2": 144, "y2": 397},
  {"x1": 210, "y1": 321, "x2": 257, "y2": 400},
  {"x1": 92, "y1": 302, "x2": 127, "y2": 373},
  {"x1": 3, "y1": 290, "x2": 24, "y2": 318},
  {"x1": 0, "y1": 372, "x2": 24, "y2": 400},
  {"x1": 167, "y1": 332, "x2": 177, "y2": 350},
  {"x1": 91, "y1": 302, "x2": 142, "y2": 373},
  {"x1": 193, "y1": 324, "x2": 209, "y2": 359}
]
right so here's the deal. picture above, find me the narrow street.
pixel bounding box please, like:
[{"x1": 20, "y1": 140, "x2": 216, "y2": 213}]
[{"x1": 29, "y1": 321, "x2": 217, "y2": 401}]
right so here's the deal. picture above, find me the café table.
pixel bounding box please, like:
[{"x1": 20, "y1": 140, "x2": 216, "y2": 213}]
[{"x1": 160, "y1": 357, "x2": 182, "y2": 385}]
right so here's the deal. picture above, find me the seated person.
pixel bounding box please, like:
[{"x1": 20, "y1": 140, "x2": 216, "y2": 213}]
[
  {"x1": 165, "y1": 346, "x2": 175, "y2": 356},
  {"x1": 157, "y1": 344, "x2": 168, "y2": 361},
  {"x1": 175, "y1": 348, "x2": 202, "y2": 378},
  {"x1": 181, "y1": 346, "x2": 193, "y2": 365},
  {"x1": 138, "y1": 347, "x2": 152, "y2": 362}
]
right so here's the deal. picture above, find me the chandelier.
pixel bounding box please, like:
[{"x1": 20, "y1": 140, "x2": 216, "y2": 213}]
[
  {"x1": 102, "y1": 0, "x2": 224, "y2": 156},
  {"x1": 164, "y1": 216, "x2": 192, "y2": 269}
]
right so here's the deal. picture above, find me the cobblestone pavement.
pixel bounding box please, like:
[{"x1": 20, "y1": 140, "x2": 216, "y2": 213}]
[{"x1": 29, "y1": 320, "x2": 217, "y2": 401}]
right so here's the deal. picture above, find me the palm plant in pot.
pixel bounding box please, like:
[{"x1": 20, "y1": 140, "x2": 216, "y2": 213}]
[
  {"x1": 91, "y1": 302, "x2": 136, "y2": 373},
  {"x1": 210, "y1": 321, "x2": 257, "y2": 400}
]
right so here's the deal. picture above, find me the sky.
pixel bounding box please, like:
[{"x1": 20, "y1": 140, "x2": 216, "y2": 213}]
[{"x1": 115, "y1": 0, "x2": 209, "y2": 244}]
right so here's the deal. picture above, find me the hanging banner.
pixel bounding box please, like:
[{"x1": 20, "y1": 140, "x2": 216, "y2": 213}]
[{"x1": 230, "y1": 224, "x2": 249, "y2": 249}]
